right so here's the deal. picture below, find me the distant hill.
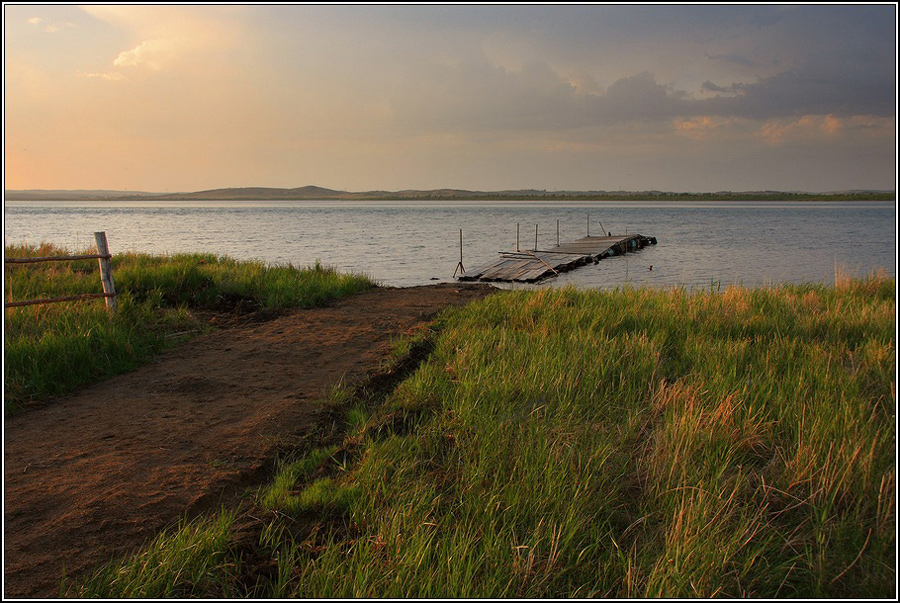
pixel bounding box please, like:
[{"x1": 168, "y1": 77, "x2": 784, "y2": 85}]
[
  {"x1": 5, "y1": 186, "x2": 895, "y2": 202},
  {"x1": 3, "y1": 189, "x2": 166, "y2": 200},
  {"x1": 178, "y1": 185, "x2": 353, "y2": 199},
  {"x1": 160, "y1": 186, "x2": 495, "y2": 200}
]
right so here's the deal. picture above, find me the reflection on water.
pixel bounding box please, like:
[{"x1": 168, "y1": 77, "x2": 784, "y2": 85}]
[{"x1": 3, "y1": 200, "x2": 895, "y2": 289}]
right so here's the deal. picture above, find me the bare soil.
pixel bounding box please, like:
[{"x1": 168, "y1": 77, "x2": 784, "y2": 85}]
[{"x1": 3, "y1": 283, "x2": 497, "y2": 599}]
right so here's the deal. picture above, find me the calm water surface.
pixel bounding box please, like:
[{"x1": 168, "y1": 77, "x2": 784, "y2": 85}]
[{"x1": 3, "y1": 200, "x2": 895, "y2": 290}]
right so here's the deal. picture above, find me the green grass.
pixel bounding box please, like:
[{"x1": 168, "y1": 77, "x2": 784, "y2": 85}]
[
  {"x1": 67, "y1": 274, "x2": 896, "y2": 598},
  {"x1": 63, "y1": 509, "x2": 242, "y2": 598},
  {"x1": 4, "y1": 243, "x2": 374, "y2": 412}
]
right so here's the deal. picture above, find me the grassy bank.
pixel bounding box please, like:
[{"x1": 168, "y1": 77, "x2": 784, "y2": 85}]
[
  {"x1": 68, "y1": 274, "x2": 895, "y2": 598},
  {"x1": 4, "y1": 243, "x2": 374, "y2": 412}
]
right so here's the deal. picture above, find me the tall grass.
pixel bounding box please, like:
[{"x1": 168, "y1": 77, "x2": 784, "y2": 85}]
[
  {"x1": 69, "y1": 275, "x2": 896, "y2": 598},
  {"x1": 4, "y1": 243, "x2": 374, "y2": 411},
  {"x1": 65, "y1": 509, "x2": 241, "y2": 598}
]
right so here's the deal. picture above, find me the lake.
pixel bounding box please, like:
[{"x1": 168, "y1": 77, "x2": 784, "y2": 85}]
[{"x1": 3, "y1": 200, "x2": 896, "y2": 290}]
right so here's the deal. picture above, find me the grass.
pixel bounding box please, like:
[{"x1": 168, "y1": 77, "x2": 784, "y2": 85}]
[
  {"x1": 63, "y1": 509, "x2": 241, "y2": 598},
  {"x1": 64, "y1": 273, "x2": 897, "y2": 598},
  {"x1": 4, "y1": 243, "x2": 374, "y2": 412}
]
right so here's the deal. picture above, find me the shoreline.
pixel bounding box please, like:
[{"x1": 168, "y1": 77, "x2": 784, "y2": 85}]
[{"x1": 5, "y1": 194, "x2": 895, "y2": 203}]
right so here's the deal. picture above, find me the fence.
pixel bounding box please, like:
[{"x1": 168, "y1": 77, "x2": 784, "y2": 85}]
[{"x1": 4, "y1": 231, "x2": 117, "y2": 313}]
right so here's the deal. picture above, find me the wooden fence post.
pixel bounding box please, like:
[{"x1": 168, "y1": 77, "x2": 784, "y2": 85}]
[{"x1": 94, "y1": 231, "x2": 117, "y2": 313}]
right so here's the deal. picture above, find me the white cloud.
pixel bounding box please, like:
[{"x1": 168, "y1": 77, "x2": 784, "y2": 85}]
[
  {"x1": 77, "y1": 70, "x2": 126, "y2": 81},
  {"x1": 113, "y1": 39, "x2": 173, "y2": 71},
  {"x1": 80, "y1": 5, "x2": 238, "y2": 72},
  {"x1": 26, "y1": 16, "x2": 68, "y2": 33}
]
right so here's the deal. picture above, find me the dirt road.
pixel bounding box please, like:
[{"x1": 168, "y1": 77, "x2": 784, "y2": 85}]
[{"x1": 3, "y1": 283, "x2": 497, "y2": 598}]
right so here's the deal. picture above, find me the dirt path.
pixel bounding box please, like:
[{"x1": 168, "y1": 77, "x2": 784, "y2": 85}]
[{"x1": 3, "y1": 283, "x2": 497, "y2": 599}]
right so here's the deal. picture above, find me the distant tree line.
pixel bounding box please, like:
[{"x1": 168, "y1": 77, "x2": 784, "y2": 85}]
[{"x1": 364, "y1": 191, "x2": 895, "y2": 202}]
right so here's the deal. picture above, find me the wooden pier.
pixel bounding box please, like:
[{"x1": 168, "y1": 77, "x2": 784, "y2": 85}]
[{"x1": 458, "y1": 234, "x2": 657, "y2": 283}]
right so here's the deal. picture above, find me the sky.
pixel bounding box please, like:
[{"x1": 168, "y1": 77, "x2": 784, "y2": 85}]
[{"x1": 3, "y1": 4, "x2": 897, "y2": 193}]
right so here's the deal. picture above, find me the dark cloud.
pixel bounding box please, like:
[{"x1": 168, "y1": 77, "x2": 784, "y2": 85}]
[
  {"x1": 603, "y1": 59, "x2": 895, "y2": 122},
  {"x1": 590, "y1": 72, "x2": 680, "y2": 123},
  {"x1": 392, "y1": 58, "x2": 585, "y2": 131},
  {"x1": 705, "y1": 52, "x2": 759, "y2": 68},
  {"x1": 698, "y1": 64, "x2": 896, "y2": 120},
  {"x1": 393, "y1": 57, "x2": 893, "y2": 133},
  {"x1": 381, "y1": 4, "x2": 896, "y2": 132},
  {"x1": 701, "y1": 81, "x2": 733, "y2": 94}
]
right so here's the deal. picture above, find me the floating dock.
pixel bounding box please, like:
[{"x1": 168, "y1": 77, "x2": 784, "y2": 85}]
[{"x1": 458, "y1": 234, "x2": 657, "y2": 283}]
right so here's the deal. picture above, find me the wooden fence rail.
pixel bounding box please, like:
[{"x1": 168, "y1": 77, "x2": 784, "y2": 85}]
[
  {"x1": 5, "y1": 232, "x2": 117, "y2": 312},
  {"x1": 5, "y1": 253, "x2": 112, "y2": 264}
]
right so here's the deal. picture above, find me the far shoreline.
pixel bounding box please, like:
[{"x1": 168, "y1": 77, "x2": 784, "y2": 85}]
[{"x1": 5, "y1": 192, "x2": 896, "y2": 203}]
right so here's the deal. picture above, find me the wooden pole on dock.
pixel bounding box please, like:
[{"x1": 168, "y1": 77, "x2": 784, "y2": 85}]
[
  {"x1": 516, "y1": 223, "x2": 520, "y2": 252},
  {"x1": 94, "y1": 231, "x2": 117, "y2": 313},
  {"x1": 453, "y1": 229, "x2": 466, "y2": 277},
  {"x1": 557, "y1": 219, "x2": 560, "y2": 247},
  {"x1": 534, "y1": 224, "x2": 538, "y2": 251}
]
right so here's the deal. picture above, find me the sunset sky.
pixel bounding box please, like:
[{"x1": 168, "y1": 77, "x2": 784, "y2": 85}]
[{"x1": 4, "y1": 4, "x2": 897, "y2": 193}]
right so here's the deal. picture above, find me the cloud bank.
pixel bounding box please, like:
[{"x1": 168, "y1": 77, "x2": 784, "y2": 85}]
[{"x1": 4, "y1": 4, "x2": 895, "y2": 192}]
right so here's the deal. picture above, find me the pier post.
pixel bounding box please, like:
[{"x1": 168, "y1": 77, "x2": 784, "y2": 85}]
[{"x1": 453, "y1": 229, "x2": 466, "y2": 277}]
